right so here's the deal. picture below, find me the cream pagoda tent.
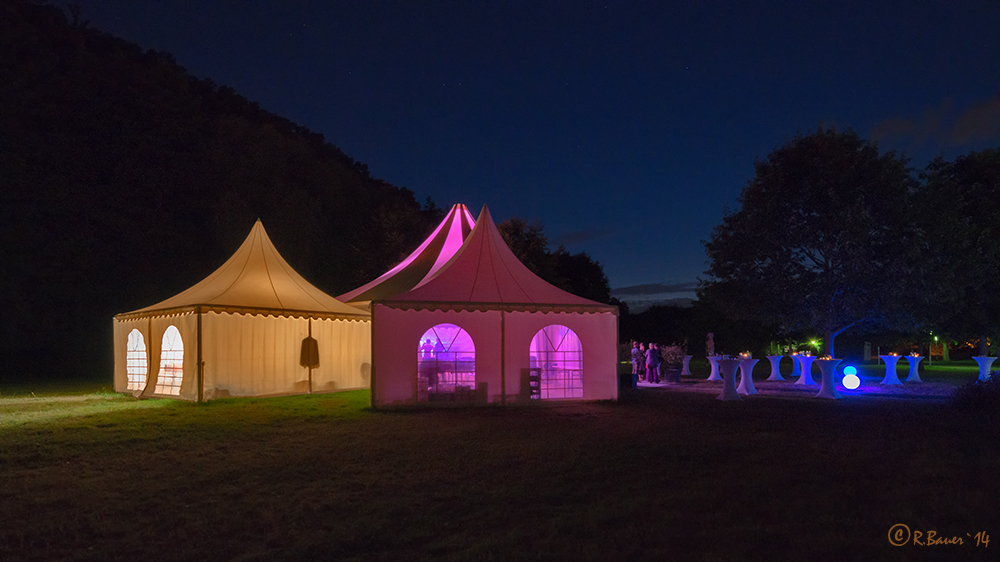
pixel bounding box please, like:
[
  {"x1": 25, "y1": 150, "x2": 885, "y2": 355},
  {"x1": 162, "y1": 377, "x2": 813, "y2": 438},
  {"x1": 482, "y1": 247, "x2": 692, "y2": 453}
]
[
  {"x1": 338, "y1": 203, "x2": 476, "y2": 308},
  {"x1": 113, "y1": 220, "x2": 371, "y2": 401},
  {"x1": 371, "y1": 205, "x2": 619, "y2": 407}
]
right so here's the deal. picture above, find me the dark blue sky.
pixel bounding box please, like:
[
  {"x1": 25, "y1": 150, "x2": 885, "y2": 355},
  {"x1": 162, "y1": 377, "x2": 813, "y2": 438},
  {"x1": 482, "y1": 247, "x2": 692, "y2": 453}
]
[{"x1": 78, "y1": 1, "x2": 1000, "y2": 304}]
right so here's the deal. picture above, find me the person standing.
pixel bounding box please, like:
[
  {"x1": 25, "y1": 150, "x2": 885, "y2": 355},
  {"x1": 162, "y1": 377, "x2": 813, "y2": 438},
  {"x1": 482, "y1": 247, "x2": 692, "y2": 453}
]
[
  {"x1": 653, "y1": 343, "x2": 662, "y2": 383},
  {"x1": 630, "y1": 342, "x2": 641, "y2": 387},
  {"x1": 638, "y1": 343, "x2": 647, "y2": 381},
  {"x1": 646, "y1": 342, "x2": 659, "y2": 384}
]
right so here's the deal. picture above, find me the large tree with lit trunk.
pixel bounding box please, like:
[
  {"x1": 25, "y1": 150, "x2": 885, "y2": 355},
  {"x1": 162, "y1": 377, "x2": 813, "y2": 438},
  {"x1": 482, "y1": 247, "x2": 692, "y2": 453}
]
[{"x1": 700, "y1": 128, "x2": 919, "y2": 358}]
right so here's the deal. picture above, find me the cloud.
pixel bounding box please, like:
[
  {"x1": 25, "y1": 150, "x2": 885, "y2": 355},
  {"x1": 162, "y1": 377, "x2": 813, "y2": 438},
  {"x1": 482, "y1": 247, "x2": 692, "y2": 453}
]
[
  {"x1": 611, "y1": 282, "x2": 699, "y2": 296},
  {"x1": 553, "y1": 228, "x2": 614, "y2": 246},
  {"x1": 870, "y1": 95, "x2": 1000, "y2": 150},
  {"x1": 618, "y1": 297, "x2": 696, "y2": 313},
  {"x1": 951, "y1": 96, "x2": 1000, "y2": 145}
]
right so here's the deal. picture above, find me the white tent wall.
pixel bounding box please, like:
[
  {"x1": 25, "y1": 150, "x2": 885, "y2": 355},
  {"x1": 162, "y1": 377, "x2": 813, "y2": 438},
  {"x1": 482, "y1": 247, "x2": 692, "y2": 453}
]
[
  {"x1": 201, "y1": 312, "x2": 309, "y2": 399},
  {"x1": 310, "y1": 317, "x2": 372, "y2": 392},
  {"x1": 371, "y1": 306, "x2": 502, "y2": 406},
  {"x1": 115, "y1": 312, "x2": 373, "y2": 401},
  {"x1": 503, "y1": 311, "x2": 618, "y2": 401}
]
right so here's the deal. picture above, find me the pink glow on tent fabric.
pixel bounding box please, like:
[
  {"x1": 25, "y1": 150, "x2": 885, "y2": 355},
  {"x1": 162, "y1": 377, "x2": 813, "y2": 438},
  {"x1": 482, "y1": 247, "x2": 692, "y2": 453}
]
[
  {"x1": 530, "y1": 325, "x2": 583, "y2": 399},
  {"x1": 338, "y1": 204, "x2": 476, "y2": 303},
  {"x1": 386, "y1": 205, "x2": 616, "y2": 310},
  {"x1": 416, "y1": 210, "x2": 474, "y2": 290},
  {"x1": 417, "y1": 323, "x2": 475, "y2": 398}
]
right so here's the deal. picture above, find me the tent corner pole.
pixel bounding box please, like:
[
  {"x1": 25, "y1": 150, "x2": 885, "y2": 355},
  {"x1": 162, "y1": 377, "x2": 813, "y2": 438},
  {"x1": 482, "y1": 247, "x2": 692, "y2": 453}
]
[
  {"x1": 307, "y1": 318, "x2": 313, "y2": 394},
  {"x1": 370, "y1": 305, "x2": 377, "y2": 409},
  {"x1": 500, "y1": 309, "x2": 506, "y2": 406},
  {"x1": 197, "y1": 306, "x2": 204, "y2": 403}
]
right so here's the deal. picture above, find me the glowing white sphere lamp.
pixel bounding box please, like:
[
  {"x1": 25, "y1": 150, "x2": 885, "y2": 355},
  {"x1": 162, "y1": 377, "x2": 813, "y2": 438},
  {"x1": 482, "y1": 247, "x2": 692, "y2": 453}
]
[{"x1": 842, "y1": 366, "x2": 861, "y2": 390}]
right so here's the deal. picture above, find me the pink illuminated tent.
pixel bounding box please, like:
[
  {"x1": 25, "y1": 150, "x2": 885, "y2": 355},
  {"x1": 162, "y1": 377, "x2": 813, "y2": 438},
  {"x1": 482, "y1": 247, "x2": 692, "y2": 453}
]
[
  {"x1": 371, "y1": 205, "x2": 619, "y2": 407},
  {"x1": 338, "y1": 203, "x2": 476, "y2": 307},
  {"x1": 113, "y1": 220, "x2": 371, "y2": 401}
]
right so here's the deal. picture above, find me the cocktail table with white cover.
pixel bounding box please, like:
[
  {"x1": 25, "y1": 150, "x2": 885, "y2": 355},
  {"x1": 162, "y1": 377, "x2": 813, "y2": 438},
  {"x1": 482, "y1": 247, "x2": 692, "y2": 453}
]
[
  {"x1": 794, "y1": 355, "x2": 816, "y2": 385},
  {"x1": 972, "y1": 356, "x2": 997, "y2": 381},
  {"x1": 765, "y1": 355, "x2": 784, "y2": 381},
  {"x1": 707, "y1": 356, "x2": 723, "y2": 381},
  {"x1": 717, "y1": 359, "x2": 742, "y2": 401},
  {"x1": 814, "y1": 358, "x2": 843, "y2": 399},
  {"x1": 879, "y1": 355, "x2": 903, "y2": 385},
  {"x1": 789, "y1": 354, "x2": 801, "y2": 379},
  {"x1": 738, "y1": 358, "x2": 759, "y2": 395},
  {"x1": 681, "y1": 355, "x2": 693, "y2": 376},
  {"x1": 904, "y1": 355, "x2": 924, "y2": 383}
]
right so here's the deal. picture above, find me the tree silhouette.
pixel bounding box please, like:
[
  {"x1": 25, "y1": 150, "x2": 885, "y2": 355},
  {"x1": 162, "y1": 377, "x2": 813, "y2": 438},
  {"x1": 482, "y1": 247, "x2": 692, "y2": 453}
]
[
  {"x1": 700, "y1": 128, "x2": 919, "y2": 358},
  {"x1": 917, "y1": 149, "x2": 1000, "y2": 355}
]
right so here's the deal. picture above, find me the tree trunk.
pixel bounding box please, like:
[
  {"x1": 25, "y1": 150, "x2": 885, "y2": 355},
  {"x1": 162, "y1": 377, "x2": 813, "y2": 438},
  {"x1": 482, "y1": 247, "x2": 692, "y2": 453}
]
[
  {"x1": 826, "y1": 323, "x2": 855, "y2": 359},
  {"x1": 980, "y1": 334, "x2": 989, "y2": 356}
]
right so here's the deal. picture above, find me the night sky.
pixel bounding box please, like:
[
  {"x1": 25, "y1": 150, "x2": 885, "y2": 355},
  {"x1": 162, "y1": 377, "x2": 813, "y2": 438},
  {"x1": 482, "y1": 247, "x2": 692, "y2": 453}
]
[{"x1": 77, "y1": 1, "x2": 1000, "y2": 307}]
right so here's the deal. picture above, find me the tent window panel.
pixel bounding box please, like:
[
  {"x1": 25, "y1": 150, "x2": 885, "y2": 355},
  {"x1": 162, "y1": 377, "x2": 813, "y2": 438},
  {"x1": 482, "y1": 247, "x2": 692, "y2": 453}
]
[
  {"x1": 154, "y1": 325, "x2": 184, "y2": 396},
  {"x1": 125, "y1": 329, "x2": 148, "y2": 391},
  {"x1": 530, "y1": 325, "x2": 583, "y2": 399},
  {"x1": 417, "y1": 323, "x2": 475, "y2": 402}
]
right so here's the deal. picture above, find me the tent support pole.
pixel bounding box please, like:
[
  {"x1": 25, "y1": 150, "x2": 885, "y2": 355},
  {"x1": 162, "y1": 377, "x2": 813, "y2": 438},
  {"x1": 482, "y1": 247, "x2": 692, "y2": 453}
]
[
  {"x1": 144, "y1": 316, "x2": 153, "y2": 398},
  {"x1": 197, "y1": 306, "x2": 204, "y2": 403},
  {"x1": 500, "y1": 309, "x2": 506, "y2": 406},
  {"x1": 308, "y1": 318, "x2": 313, "y2": 394},
  {"x1": 370, "y1": 306, "x2": 377, "y2": 409},
  {"x1": 615, "y1": 308, "x2": 620, "y2": 401}
]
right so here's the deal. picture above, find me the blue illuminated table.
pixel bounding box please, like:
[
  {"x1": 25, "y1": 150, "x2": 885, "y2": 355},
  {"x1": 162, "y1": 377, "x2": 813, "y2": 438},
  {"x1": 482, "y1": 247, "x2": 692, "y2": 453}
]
[
  {"x1": 717, "y1": 359, "x2": 742, "y2": 401},
  {"x1": 765, "y1": 355, "x2": 785, "y2": 381},
  {"x1": 879, "y1": 355, "x2": 902, "y2": 385},
  {"x1": 794, "y1": 355, "x2": 816, "y2": 386},
  {"x1": 814, "y1": 358, "x2": 843, "y2": 399},
  {"x1": 973, "y1": 356, "x2": 997, "y2": 381},
  {"x1": 904, "y1": 355, "x2": 923, "y2": 383},
  {"x1": 737, "y1": 358, "x2": 759, "y2": 395},
  {"x1": 789, "y1": 354, "x2": 802, "y2": 379},
  {"x1": 707, "y1": 356, "x2": 723, "y2": 381}
]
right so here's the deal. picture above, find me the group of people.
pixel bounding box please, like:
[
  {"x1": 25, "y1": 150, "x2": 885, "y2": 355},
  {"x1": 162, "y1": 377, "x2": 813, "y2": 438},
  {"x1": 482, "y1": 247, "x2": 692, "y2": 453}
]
[{"x1": 631, "y1": 342, "x2": 663, "y2": 385}]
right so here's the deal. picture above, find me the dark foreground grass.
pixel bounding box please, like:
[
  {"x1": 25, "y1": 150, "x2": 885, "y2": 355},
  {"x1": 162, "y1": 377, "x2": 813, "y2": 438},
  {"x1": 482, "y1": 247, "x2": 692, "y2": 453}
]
[{"x1": 0, "y1": 384, "x2": 996, "y2": 561}]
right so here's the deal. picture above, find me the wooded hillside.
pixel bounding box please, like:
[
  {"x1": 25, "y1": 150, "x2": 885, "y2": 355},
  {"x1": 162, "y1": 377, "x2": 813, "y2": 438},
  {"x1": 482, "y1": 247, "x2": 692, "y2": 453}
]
[{"x1": 0, "y1": 0, "x2": 443, "y2": 378}]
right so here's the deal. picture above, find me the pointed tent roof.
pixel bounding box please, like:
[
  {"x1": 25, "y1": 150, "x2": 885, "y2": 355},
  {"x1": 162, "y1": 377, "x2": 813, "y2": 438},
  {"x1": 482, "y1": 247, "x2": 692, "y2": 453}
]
[
  {"x1": 117, "y1": 220, "x2": 368, "y2": 320},
  {"x1": 337, "y1": 203, "x2": 476, "y2": 303},
  {"x1": 381, "y1": 205, "x2": 617, "y2": 313}
]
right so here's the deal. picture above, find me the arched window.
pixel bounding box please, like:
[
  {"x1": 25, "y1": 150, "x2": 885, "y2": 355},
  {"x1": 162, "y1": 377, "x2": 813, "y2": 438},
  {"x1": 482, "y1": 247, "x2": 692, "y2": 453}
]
[
  {"x1": 417, "y1": 324, "x2": 475, "y2": 401},
  {"x1": 530, "y1": 325, "x2": 583, "y2": 399},
  {"x1": 125, "y1": 329, "x2": 148, "y2": 391},
  {"x1": 154, "y1": 325, "x2": 184, "y2": 396}
]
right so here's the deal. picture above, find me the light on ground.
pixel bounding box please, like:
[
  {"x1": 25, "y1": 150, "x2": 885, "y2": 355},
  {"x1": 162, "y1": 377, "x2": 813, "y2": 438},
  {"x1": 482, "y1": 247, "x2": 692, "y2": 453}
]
[{"x1": 842, "y1": 365, "x2": 860, "y2": 390}]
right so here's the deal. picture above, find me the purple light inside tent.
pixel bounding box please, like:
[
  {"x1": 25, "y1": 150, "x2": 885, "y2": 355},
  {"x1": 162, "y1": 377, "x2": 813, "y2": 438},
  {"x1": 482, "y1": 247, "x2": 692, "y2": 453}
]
[
  {"x1": 529, "y1": 325, "x2": 583, "y2": 399},
  {"x1": 417, "y1": 323, "x2": 476, "y2": 395}
]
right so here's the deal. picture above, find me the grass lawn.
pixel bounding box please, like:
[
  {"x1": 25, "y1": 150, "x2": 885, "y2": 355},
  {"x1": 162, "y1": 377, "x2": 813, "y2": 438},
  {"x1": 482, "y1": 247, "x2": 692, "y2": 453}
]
[{"x1": 1, "y1": 373, "x2": 996, "y2": 561}]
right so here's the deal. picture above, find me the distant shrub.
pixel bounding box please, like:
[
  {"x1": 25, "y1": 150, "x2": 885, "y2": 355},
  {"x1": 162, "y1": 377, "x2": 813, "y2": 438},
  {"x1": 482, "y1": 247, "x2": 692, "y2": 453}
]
[{"x1": 659, "y1": 345, "x2": 684, "y2": 368}]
